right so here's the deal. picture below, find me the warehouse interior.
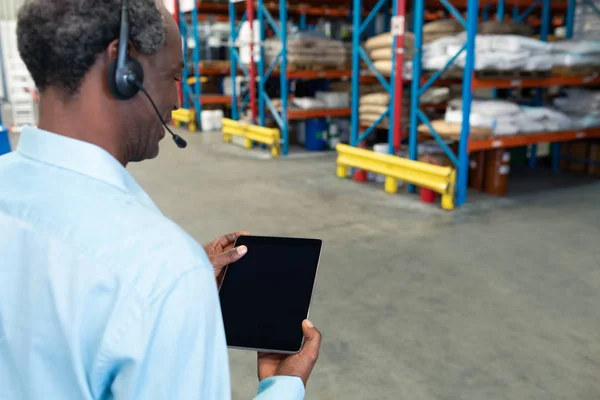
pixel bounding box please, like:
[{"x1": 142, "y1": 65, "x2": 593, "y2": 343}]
[{"x1": 1, "y1": 0, "x2": 600, "y2": 399}]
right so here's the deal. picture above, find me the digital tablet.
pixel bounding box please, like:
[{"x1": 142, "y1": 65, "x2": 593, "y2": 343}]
[{"x1": 218, "y1": 235, "x2": 323, "y2": 354}]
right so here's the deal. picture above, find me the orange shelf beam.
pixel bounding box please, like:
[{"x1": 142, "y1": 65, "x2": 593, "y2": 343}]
[
  {"x1": 196, "y1": 2, "x2": 364, "y2": 18},
  {"x1": 472, "y1": 73, "x2": 600, "y2": 89},
  {"x1": 468, "y1": 128, "x2": 600, "y2": 153},
  {"x1": 287, "y1": 108, "x2": 352, "y2": 120},
  {"x1": 200, "y1": 95, "x2": 232, "y2": 105}
]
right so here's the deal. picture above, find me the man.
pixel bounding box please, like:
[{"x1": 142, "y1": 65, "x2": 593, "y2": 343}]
[{"x1": 0, "y1": 0, "x2": 321, "y2": 399}]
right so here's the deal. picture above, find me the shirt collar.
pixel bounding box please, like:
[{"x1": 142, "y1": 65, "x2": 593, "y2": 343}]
[{"x1": 17, "y1": 126, "x2": 161, "y2": 213}]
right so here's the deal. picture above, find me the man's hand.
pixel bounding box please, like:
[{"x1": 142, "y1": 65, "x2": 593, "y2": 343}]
[
  {"x1": 258, "y1": 320, "x2": 322, "y2": 387},
  {"x1": 203, "y1": 232, "x2": 249, "y2": 286}
]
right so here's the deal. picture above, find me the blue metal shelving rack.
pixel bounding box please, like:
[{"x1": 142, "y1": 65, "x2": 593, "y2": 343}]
[
  {"x1": 227, "y1": 3, "x2": 251, "y2": 123},
  {"x1": 255, "y1": 0, "x2": 291, "y2": 154},
  {"x1": 178, "y1": 1, "x2": 203, "y2": 127},
  {"x1": 350, "y1": 0, "x2": 405, "y2": 157},
  {"x1": 405, "y1": 0, "x2": 580, "y2": 207},
  {"x1": 408, "y1": 0, "x2": 479, "y2": 206},
  {"x1": 0, "y1": 109, "x2": 10, "y2": 155},
  {"x1": 0, "y1": 30, "x2": 10, "y2": 155}
]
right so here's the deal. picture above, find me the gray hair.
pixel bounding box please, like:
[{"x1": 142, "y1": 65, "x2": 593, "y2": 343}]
[{"x1": 17, "y1": 0, "x2": 166, "y2": 94}]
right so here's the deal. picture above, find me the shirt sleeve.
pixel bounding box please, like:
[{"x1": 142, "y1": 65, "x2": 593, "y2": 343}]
[
  {"x1": 254, "y1": 376, "x2": 305, "y2": 399},
  {"x1": 100, "y1": 266, "x2": 232, "y2": 400}
]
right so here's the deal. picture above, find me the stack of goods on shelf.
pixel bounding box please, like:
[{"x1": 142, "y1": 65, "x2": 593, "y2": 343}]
[
  {"x1": 359, "y1": 92, "x2": 397, "y2": 129},
  {"x1": 186, "y1": 22, "x2": 230, "y2": 68},
  {"x1": 461, "y1": 35, "x2": 552, "y2": 73},
  {"x1": 551, "y1": 40, "x2": 600, "y2": 75},
  {"x1": 269, "y1": 91, "x2": 349, "y2": 112},
  {"x1": 264, "y1": 32, "x2": 349, "y2": 70},
  {"x1": 423, "y1": 19, "x2": 464, "y2": 43},
  {"x1": 363, "y1": 32, "x2": 414, "y2": 77},
  {"x1": 554, "y1": 88, "x2": 600, "y2": 128},
  {"x1": 419, "y1": 99, "x2": 573, "y2": 139},
  {"x1": 573, "y1": 0, "x2": 600, "y2": 39},
  {"x1": 422, "y1": 22, "x2": 551, "y2": 74},
  {"x1": 360, "y1": 87, "x2": 450, "y2": 131}
]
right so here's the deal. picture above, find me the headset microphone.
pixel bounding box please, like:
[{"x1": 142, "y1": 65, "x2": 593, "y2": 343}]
[
  {"x1": 134, "y1": 81, "x2": 188, "y2": 149},
  {"x1": 109, "y1": 0, "x2": 186, "y2": 149}
]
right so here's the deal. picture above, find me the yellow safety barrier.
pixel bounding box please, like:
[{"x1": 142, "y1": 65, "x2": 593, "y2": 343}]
[
  {"x1": 222, "y1": 118, "x2": 281, "y2": 157},
  {"x1": 336, "y1": 143, "x2": 456, "y2": 210},
  {"x1": 171, "y1": 108, "x2": 197, "y2": 132}
]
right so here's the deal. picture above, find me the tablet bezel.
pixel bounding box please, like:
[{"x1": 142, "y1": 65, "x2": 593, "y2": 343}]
[{"x1": 218, "y1": 235, "x2": 323, "y2": 354}]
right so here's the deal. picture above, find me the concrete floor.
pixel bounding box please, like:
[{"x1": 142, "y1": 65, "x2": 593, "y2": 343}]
[{"x1": 8, "y1": 129, "x2": 600, "y2": 399}]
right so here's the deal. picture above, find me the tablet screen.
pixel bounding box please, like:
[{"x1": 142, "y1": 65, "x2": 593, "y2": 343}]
[{"x1": 218, "y1": 236, "x2": 322, "y2": 353}]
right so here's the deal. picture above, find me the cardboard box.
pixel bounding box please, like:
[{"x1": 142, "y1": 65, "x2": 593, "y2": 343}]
[
  {"x1": 562, "y1": 141, "x2": 589, "y2": 173},
  {"x1": 419, "y1": 153, "x2": 453, "y2": 167},
  {"x1": 588, "y1": 141, "x2": 600, "y2": 178}
]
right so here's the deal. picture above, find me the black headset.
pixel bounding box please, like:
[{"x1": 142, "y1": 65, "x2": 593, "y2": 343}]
[
  {"x1": 108, "y1": 0, "x2": 143, "y2": 100},
  {"x1": 109, "y1": 0, "x2": 187, "y2": 148}
]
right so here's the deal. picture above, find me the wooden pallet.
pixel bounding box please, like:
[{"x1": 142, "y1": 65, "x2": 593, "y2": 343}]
[
  {"x1": 475, "y1": 69, "x2": 551, "y2": 79},
  {"x1": 423, "y1": 69, "x2": 463, "y2": 79},
  {"x1": 552, "y1": 65, "x2": 598, "y2": 77},
  {"x1": 286, "y1": 63, "x2": 349, "y2": 72},
  {"x1": 199, "y1": 60, "x2": 230, "y2": 69}
]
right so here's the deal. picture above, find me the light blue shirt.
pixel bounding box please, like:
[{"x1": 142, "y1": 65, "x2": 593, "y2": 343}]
[{"x1": 0, "y1": 127, "x2": 305, "y2": 400}]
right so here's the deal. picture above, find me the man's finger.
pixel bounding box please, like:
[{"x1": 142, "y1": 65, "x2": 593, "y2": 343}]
[
  {"x1": 217, "y1": 232, "x2": 250, "y2": 249},
  {"x1": 300, "y1": 320, "x2": 321, "y2": 361}
]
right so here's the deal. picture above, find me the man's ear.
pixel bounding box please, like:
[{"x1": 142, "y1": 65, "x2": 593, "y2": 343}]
[
  {"x1": 106, "y1": 40, "x2": 141, "y2": 62},
  {"x1": 107, "y1": 39, "x2": 119, "y2": 62}
]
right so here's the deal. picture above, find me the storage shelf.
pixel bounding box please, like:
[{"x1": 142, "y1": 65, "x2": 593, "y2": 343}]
[
  {"x1": 468, "y1": 128, "x2": 600, "y2": 152},
  {"x1": 472, "y1": 73, "x2": 600, "y2": 89}
]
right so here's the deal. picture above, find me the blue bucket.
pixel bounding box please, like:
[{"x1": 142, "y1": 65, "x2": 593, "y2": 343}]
[{"x1": 305, "y1": 119, "x2": 327, "y2": 151}]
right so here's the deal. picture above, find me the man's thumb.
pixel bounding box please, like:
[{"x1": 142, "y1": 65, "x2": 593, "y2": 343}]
[{"x1": 301, "y1": 320, "x2": 322, "y2": 348}]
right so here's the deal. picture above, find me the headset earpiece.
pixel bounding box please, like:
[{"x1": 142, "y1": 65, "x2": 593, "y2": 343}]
[
  {"x1": 108, "y1": 57, "x2": 144, "y2": 100},
  {"x1": 110, "y1": 0, "x2": 144, "y2": 100}
]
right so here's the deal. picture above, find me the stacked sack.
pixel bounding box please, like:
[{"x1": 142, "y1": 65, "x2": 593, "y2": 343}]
[
  {"x1": 554, "y1": 88, "x2": 600, "y2": 128},
  {"x1": 423, "y1": 19, "x2": 464, "y2": 43},
  {"x1": 418, "y1": 99, "x2": 573, "y2": 139},
  {"x1": 363, "y1": 32, "x2": 414, "y2": 77},
  {"x1": 422, "y1": 21, "x2": 545, "y2": 72},
  {"x1": 551, "y1": 40, "x2": 600, "y2": 74},
  {"x1": 360, "y1": 87, "x2": 450, "y2": 131},
  {"x1": 264, "y1": 32, "x2": 349, "y2": 69},
  {"x1": 423, "y1": 33, "x2": 554, "y2": 72}
]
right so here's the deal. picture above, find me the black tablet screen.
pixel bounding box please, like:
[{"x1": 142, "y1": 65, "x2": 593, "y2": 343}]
[{"x1": 218, "y1": 236, "x2": 322, "y2": 353}]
